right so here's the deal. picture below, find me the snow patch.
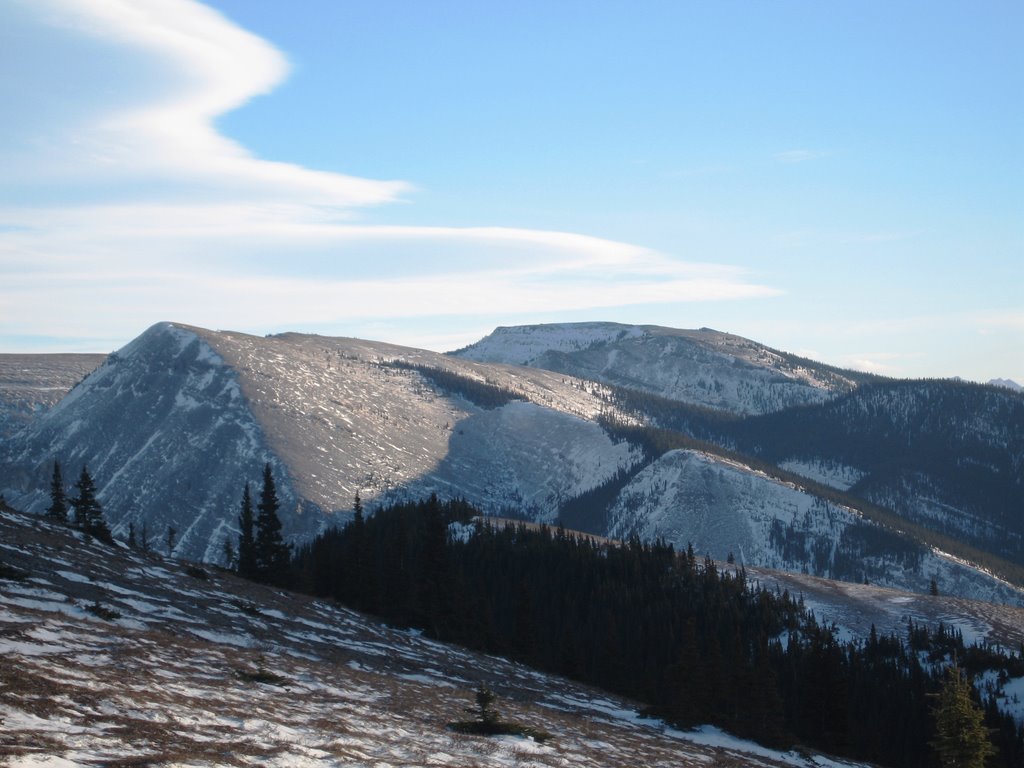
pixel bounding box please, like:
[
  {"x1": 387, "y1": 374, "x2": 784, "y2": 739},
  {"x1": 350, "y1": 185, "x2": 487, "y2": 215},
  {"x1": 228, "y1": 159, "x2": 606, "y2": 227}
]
[{"x1": 779, "y1": 459, "x2": 866, "y2": 491}]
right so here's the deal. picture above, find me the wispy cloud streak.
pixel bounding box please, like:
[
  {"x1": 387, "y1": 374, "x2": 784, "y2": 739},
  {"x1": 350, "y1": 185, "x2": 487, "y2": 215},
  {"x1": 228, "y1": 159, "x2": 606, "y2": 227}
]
[{"x1": 0, "y1": 0, "x2": 778, "y2": 348}]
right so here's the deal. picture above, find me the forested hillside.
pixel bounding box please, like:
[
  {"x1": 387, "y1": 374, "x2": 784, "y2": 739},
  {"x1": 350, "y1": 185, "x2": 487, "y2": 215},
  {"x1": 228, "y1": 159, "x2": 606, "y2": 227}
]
[
  {"x1": 730, "y1": 380, "x2": 1024, "y2": 566},
  {"x1": 291, "y1": 497, "x2": 1024, "y2": 768},
  {"x1": 594, "y1": 377, "x2": 1024, "y2": 581},
  {"x1": 455, "y1": 323, "x2": 1024, "y2": 590}
]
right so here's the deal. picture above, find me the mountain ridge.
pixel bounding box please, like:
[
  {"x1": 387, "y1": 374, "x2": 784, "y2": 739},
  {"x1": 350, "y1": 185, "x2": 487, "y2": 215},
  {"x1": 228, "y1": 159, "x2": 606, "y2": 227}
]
[
  {"x1": 1, "y1": 320, "x2": 1020, "y2": 609},
  {"x1": 453, "y1": 322, "x2": 881, "y2": 415}
]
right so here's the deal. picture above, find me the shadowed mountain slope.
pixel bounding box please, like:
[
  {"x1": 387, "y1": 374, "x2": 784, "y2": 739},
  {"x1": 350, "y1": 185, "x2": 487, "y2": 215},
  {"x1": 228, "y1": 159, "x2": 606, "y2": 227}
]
[{"x1": 1, "y1": 321, "x2": 1020, "y2": 609}]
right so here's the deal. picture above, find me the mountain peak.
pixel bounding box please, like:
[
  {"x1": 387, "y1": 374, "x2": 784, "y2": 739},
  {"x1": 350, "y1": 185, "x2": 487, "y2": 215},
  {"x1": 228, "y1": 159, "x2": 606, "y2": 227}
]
[
  {"x1": 453, "y1": 321, "x2": 869, "y2": 415},
  {"x1": 990, "y1": 378, "x2": 1023, "y2": 393}
]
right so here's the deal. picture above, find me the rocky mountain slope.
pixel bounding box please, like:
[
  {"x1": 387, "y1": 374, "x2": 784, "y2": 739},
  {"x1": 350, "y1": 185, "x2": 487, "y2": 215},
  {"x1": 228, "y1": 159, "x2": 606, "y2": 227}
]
[
  {"x1": 1, "y1": 321, "x2": 1020, "y2": 608},
  {"x1": 455, "y1": 322, "x2": 1024, "y2": 593},
  {"x1": 1, "y1": 504, "x2": 884, "y2": 768},
  {"x1": 0, "y1": 323, "x2": 640, "y2": 562},
  {"x1": 453, "y1": 323, "x2": 877, "y2": 415},
  {"x1": 604, "y1": 448, "x2": 1024, "y2": 605}
]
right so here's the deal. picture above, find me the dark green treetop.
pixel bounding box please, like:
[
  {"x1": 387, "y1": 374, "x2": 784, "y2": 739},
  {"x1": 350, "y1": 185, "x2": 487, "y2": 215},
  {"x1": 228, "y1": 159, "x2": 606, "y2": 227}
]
[
  {"x1": 255, "y1": 463, "x2": 290, "y2": 585},
  {"x1": 237, "y1": 482, "x2": 257, "y2": 578},
  {"x1": 930, "y1": 664, "x2": 997, "y2": 768},
  {"x1": 46, "y1": 460, "x2": 68, "y2": 523},
  {"x1": 70, "y1": 465, "x2": 111, "y2": 543}
]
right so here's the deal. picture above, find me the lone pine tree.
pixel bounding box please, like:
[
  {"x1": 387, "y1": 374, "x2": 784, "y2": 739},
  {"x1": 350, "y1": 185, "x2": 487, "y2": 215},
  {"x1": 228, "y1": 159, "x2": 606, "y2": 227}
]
[
  {"x1": 70, "y1": 465, "x2": 111, "y2": 543},
  {"x1": 237, "y1": 482, "x2": 257, "y2": 578},
  {"x1": 45, "y1": 460, "x2": 68, "y2": 523},
  {"x1": 930, "y1": 665, "x2": 997, "y2": 768},
  {"x1": 255, "y1": 463, "x2": 290, "y2": 585}
]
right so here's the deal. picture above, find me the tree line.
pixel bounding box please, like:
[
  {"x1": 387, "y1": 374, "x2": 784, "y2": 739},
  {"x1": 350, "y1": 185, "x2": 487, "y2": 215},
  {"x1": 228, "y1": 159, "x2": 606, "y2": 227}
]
[
  {"x1": 596, "y1": 378, "x2": 1024, "y2": 577},
  {"x1": 39, "y1": 460, "x2": 291, "y2": 574}
]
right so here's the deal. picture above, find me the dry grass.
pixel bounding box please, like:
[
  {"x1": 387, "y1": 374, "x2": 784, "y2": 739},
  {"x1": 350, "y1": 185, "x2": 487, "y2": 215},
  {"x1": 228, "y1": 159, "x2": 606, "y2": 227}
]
[{"x1": 0, "y1": 507, "x2": 852, "y2": 767}]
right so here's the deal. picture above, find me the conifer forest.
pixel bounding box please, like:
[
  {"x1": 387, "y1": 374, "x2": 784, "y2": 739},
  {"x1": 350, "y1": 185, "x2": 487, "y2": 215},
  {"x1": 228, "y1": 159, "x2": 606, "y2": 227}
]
[{"x1": 289, "y1": 496, "x2": 1024, "y2": 768}]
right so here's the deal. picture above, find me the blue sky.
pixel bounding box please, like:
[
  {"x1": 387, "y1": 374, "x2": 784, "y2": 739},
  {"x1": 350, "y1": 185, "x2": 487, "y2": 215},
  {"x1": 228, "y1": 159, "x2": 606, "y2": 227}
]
[{"x1": 1, "y1": 0, "x2": 1021, "y2": 383}]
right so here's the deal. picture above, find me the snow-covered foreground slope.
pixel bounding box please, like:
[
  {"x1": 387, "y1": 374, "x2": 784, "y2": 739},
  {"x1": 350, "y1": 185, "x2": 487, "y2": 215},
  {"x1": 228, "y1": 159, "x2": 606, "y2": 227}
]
[
  {"x1": 0, "y1": 506, "x2": 871, "y2": 768},
  {"x1": 608, "y1": 450, "x2": 1024, "y2": 607},
  {"x1": 453, "y1": 323, "x2": 869, "y2": 415}
]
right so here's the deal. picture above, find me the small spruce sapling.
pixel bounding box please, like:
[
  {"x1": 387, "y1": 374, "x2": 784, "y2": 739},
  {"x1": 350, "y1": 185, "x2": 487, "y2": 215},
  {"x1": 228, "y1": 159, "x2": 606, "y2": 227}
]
[
  {"x1": 472, "y1": 684, "x2": 499, "y2": 726},
  {"x1": 222, "y1": 535, "x2": 236, "y2": 570},
  {"x1": 448, "y1": 683, "x2": 550, "y2": 742}
]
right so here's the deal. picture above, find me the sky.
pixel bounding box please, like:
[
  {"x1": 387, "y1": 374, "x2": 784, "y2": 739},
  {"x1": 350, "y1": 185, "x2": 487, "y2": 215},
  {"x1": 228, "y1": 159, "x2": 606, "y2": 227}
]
[{"x1": 1, "y1": 0, "x2": 1021, "y2": 383}]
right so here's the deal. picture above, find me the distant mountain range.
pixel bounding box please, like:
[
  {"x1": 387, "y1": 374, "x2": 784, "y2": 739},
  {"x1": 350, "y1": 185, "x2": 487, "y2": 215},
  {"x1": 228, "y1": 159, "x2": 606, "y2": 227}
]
[
  {"x1": 0, "y1": 353, "x2": 106, "y2": 437},
  {"x1": 1, "y1": 321, "x2": 1021, "y2": 607},
  {"x1": 990, "y1": 378, "x2": 1024, "y2": 393}
]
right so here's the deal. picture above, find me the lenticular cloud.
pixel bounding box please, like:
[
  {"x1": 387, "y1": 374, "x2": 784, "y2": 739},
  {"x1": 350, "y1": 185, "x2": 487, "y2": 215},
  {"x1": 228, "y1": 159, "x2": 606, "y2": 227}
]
[{"x1": 0, "y1": 0, "x2": 777, "y2": 348}]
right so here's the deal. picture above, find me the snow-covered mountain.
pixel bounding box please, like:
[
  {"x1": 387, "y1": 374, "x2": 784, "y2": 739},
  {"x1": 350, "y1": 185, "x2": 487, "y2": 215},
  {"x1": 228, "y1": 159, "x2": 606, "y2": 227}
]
[
  {"x1": 0, "y1": 323, "x2": 639, "y2": 561},
  {"x1": 991, "y1": 378, "x2": 1024, "y2": 393},
  {"x1": 455, "y1": 322, "x2": 1024, "y2": 592},
  {"x1": 453, "y1": 322, "x2": 875, "y2": 415},
  {"x1": 0, "y1": 325, "x2": 306, "y2": 562},
  {"x1": 1, "y1": 321, "x2": 1020, "y2": 608},
  {"x1": 607, "y1": 449, "x2": 1024, "y2": 606}
]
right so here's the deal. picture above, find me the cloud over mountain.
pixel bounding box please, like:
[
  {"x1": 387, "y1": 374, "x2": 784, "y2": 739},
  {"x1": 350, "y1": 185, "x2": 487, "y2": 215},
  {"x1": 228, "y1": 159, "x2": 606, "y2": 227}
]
[{"x1": 0, "y1": 0, "x2": 776, "y2": 351}]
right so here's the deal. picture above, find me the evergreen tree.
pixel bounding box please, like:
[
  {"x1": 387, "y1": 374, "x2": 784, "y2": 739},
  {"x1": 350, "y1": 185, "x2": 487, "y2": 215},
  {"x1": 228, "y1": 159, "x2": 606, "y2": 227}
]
[
  {"x1": 45, "y1": 460, "x2": 68, "y2": 523},
  {"x1": 255, "y1": 463, "x2": 290, "y2": 585},
  {"x1": 237, "y1": 483, "x2": 257, "y2": 578},
  {"x1": 472, "y1": 684, "x2": 499, "y2": 726},
  {"x1": 353, "y1": 491, "x2": 364, "y2": 525},
  {"x1": 930, "y1": 665, "x2": 997, "y2": 768},
  {"x1": 288, "y1": 495, "x2": 1024, "y2": 768},
  {"x1": 70, "y1": 466, "x2": 111, "y2": 543},
  {"x1": 348, "y1": 492, "x2": 368, "y2": 608}
]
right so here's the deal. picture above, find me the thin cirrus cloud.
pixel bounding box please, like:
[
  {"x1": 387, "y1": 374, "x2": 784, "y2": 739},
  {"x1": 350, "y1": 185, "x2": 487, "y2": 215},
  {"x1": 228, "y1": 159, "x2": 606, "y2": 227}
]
[{"x1": 0, "y1": 0, "x2": 778, "y2": 349}]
